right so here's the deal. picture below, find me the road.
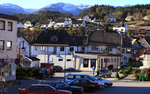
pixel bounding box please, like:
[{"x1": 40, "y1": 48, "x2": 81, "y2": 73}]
[{"x1": 3, "y1": 70, "x2": 150, "y2": 94}]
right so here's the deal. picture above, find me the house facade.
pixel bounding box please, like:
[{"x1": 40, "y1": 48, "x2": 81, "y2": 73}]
[
  {"x1": 136, "y1": 26, "x2": 150, "y2": 36},
  {"x1": 74, "y1": 27, "x2": 122, "y2": 71},
  {"x1": 24, "y1": 21, "x2": 33, "y2": 28},
  {"x1": 106, "y1": 14, "x2": 116, "y2": 23},
  {"x1": 0, "y1": 13, "x2": 19, "y2": 81},
  {"x1": 140, "y1": 49, "x2": 150, "y2": 67},
  {"x1": 72, "y1": 20, "x2": 86, "y2": 28},
  {"x1": 113, "y1": 22, "x2": 128, "y2": 34}
]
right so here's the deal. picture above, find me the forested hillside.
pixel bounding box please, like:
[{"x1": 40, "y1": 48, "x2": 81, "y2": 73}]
[
  {"x1": 78, "y1": 4, "x2": 150, "y2": 21},
  {"x1": 12, "y1": 11, "x2": 73, "y2": 24}
]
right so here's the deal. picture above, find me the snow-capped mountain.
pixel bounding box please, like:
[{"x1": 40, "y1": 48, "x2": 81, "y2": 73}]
[
  {"x1": 0, "y1": 3, "x2": 38, "y2": 15},
  {"x1": 34, "y1": 2, "x2": 93, "y2": 16},
  {"x1": 114, "y1": 4, "x2": 131, "y2": 8}
]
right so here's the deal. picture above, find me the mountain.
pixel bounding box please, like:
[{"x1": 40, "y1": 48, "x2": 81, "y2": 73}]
[
  {"x1": 0, "y1": 3, "x2": 38, "y2": 15},
  {"x1": 114, "y1": 4, "x2": 131, "y2": 8},
  {"x1": 34, "y1": 2, "x2": 93, "y2": 16}
]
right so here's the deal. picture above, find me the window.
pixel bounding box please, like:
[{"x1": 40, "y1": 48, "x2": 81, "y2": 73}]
[
  {"x1": 33, "y1": 86, "x2": 41, "y2": 92},
  {"x1": 60, "y1": 47, "x2": 64, "y2": 51},
  {"x1": 7, "y1": 41, "x2": 12, "y2": 50},
  {"x1": 126, "y1": 49, "x2": 131, "y2": 54},
  {"x1": 43, "y1": 86, "x2": 52, "y2": 92},
  {"x1": 114, "y1": 59, "x2": 116, "y2": 62},
  {"x1": 91, "y1": 59, "x2": 96, "y2": 68},
  {"x1": 28, "y1": 87, "x2": 33, "y2": 91},
  {"x1": 108, "y1": 59, "x2": 110, "y2": 63},
  {"x1": 35, "y1": 46, "x2": 38, "y2": 51},
  {"x1": 51, "y1": 36, "x2": 58, "y2": 41},
  {"x1": 92, "y1": 46, "x2": 98, "y2": 50},
  {"x1": 122, "y1": 49, "x2": 125, "y2": 54},
  {"x1": 40, "y1": 46, "x2": 45, "y2": 51},
  {"x1": 82, "y1": 47, "x2": 85, "y2": 52},
  {"x1": 111, "y1": 59, "x2": 113, "y2": 63},
  {"x1": 121, "y1": 29, "x2": 123, "y2": 31},
  {"x1": 81, "y1": 80, "x2": 88, "y2": 84},
  {"x1": 67, "y1": 75, "x2": 74, "y2": 80},
  {"x1": 67, "y1": 59, "x2": 71, "y2": 61},
  {"x1": 109, "y1": 48, "x2": 112, "y2": 51},
  {"x1": 72, "y1": 80, "x2": 80, "y2": 85},
  {"x1": 70, "y1": 47, "x2": 74, "y2": 52},
  {"x1": 83, "y1": 59, "x2": 89, "y2": 67},
  {"x1": 0, "y1": 40, "x2": 4, "y2": 50},
  {"x1": 0, "y1": 20, "x2": 5, "y2": 30},
  {"x1": 75, "y1": 75, "x2": 81, "y2": 79},
  {"x1": 58, "y1": 59, "x2": 63, "y2": 61},
  {"x1": 8, "y1": 22, "x2": 12, "y2": 31}
]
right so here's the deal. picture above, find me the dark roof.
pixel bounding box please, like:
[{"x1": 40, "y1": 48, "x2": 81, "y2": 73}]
[
  {"x1": 32, "y1": 30, "x2": 78, "y2": 46},
  {"x1": 55, "y1": 20, "x2": 65, "y2": 23},
  {"x1": 0, "y1": 13, "x2": 19, "y2": 21},
  {"x1": 88, "y1": 27, "x2": 121, "y2": 46},
  {"x1": 138, "y1": 26, "x2": 150, "y2": 30},
  {"x1": 113, "y1": 22, "x2": 127, "y2": 27},
  {"x1": 73, "y1": 20, "x2": 83, "y2": 24},
  {"x1": 107, "y1": 14, "x2": 116, "y2": 18},
  {"x1": 144, "y1": 49, "x2": 150, "y2": 54},
  {"x1": 132, "y1": 38, "x2": 150, "y2": 49},
  {"x1": 41, "y1": 21, "x2": 50, "y2": 24},
  {"x1": 72, "y1": 36, "x2": 87, "y2": 46},
  {"x1": 28, "y1": 57, "x2": 40, "y2": 61},
  {"x1": 122, "y1": 38, "x2": 132, "y2": 48}
]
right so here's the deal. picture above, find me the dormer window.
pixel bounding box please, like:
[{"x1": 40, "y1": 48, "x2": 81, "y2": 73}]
[{"x1": 51, "y1": 36, "x2": 58, "y2": 41}]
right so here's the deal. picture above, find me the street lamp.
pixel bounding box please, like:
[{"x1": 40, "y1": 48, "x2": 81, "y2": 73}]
[{"x1": 18, "y1": 41, "x2": 25, "y2": 84}]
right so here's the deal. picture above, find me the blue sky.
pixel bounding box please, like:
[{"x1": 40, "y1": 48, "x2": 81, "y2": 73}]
[{"x1": 0, "y1": 0, "x2": 150, "y2": 9}]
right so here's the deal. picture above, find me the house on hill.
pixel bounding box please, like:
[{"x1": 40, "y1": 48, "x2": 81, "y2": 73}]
[
  {"x1": 106, "y1": 14, "x2": 116, "y2": 23},
  {"x1": 113, "y1": 22, "x2": 128, "y2": 34},
  {"x1": 136, "y1": 26, "x2": 150, "y2": 36}
]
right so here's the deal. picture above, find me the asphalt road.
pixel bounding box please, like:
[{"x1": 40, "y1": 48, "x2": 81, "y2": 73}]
[{"x1": 3, "y1": 70, "x2": 150, "y2": 94}]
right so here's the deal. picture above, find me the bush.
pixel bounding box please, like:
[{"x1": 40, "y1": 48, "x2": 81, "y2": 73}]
[
  {"x1": 133, "y1": 69, "x2": 141, "y2": 74},
  {"x1": 115, "y1": 72, "x2": 120, "y2": 79},
  {"x1": 141, "y1": 68, "x2": 149, "y2": 75},
  {"x1": 132, "y1": 73, "x2": 139, "y2": 80},
  {"x1": 123, "y1": 70, "x2": 128, "y2": 76},
  {"x1": 128, "y1": 66, "x2": 132, "y2": 74},
  {"x1": 119, "y1": 70, "x2": 123, "y2": 74}
]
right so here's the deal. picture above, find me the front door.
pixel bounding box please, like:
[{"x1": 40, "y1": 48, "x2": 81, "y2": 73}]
[{"x1": 54, "y1": 47, "x2": 57, "y2": 54}]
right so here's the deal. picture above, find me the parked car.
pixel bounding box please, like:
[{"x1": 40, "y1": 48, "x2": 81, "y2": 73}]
[
  {"x1": 64, "y1": 73, "x2": 104, "y2": 89},
  {"x1": 92, "y1": 76, "x2": 113, "y2": 88},
  {"x1": 38, "y1": 81, "x2": 83, "y2": 94},
  {"x1": 39, "y1": 68, "x2": 50, "y2": 77},
  {"x1": 18, "y1": 84, "x2": 71, "y2": 94},
  {"x1": 68, "y1": 78, "x2": 100, "y2": 92},
  {"x1": 98, "y1": 69, "x2": 112, "y2": 78},
  {"x1": 51, "y1": 65, "x2": 63, "y2": 72}
]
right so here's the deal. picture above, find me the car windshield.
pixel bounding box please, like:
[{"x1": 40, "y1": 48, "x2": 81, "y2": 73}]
[
  {"x1": 93, "y1": 76, "x2": 103, "y2": 80},
  {"x1": 100, "y1": 70, "x2": 106, "y2": 72}
]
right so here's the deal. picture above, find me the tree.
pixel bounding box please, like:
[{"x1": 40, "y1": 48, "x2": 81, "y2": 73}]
[
  {"x1": 96, "y1": 7, "x2": 101, "y2": 13},
  {"x1": 146, "y1": 9, "x2": 150, "y2": 15},
  {"x1": 115, "y1": 11, "x2": 123, "y2": 20},
  {"x1": 126, "y1": 29, "x2": 132, "y2": 37}
]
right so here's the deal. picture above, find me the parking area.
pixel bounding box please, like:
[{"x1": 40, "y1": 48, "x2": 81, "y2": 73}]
[{"x1": 4, "y1": 70, "x2": 150, "y2": 94}]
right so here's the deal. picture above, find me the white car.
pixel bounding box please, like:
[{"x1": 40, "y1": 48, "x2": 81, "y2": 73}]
[
  {"x1": 92, "y1": 76, "x2": 113, "y2": 88},
  {"x1": 64, "y1": 73, "x2": 105, "y2": 89}
]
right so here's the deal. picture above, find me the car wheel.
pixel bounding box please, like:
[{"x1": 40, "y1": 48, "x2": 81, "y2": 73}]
[
  {"x1": 72, "y1": 91, "x2": 79, "y2": 94},
  {"x1": 88, "y1": 87, "x2": 94, "y2": 92},
  {"x1": 105, "y1": 83, "x2": 108, "y2": 88}
]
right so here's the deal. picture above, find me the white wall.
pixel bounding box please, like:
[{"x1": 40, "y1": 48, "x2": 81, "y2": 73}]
[
  {"x1": 121, "y1": 48, "x2": 132, "y2": 65},
  {"x1": 31, "y1": 61, "x2": 39, "y2": 67}
]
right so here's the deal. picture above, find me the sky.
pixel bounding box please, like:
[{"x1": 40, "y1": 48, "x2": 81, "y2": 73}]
[{"x1": 0, "y1": 0, "x2": 150, "y2": 9}]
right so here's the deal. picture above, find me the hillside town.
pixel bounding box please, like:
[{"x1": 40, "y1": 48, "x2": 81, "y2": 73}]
[{"x1": 1, "y1": 3, "x2": 150, "y2": 94}]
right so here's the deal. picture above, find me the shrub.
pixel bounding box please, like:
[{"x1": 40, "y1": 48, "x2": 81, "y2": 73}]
[
  {"x1": 133, "y1": 69, "x2": 141, "y2": 74},
  {"x1": 123, "y1": 70, "x2": 128, "y2": 76},
  {"x1": 141, "y1": 68, "x2": 149, "y2": 75},
  {"x1": 119, "y1": 70, "x2": 123, "y2": 74},
  {"x1": 128, "y1": 66, "x2": 132, "y2": 74},
  {"x1": 132, "y1": 73, "x2": 139, "y2": 80},
  {"x1": 115, "y1": 72, "x2": 120, "y2": 79}
]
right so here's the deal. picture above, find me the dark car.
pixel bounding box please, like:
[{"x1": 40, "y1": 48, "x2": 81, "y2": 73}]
[
  {"x1": 51, "y1": 65, "x2": 63, "y2": 72},
  {"x1": 99, "y1": 69, "x2": 112, "y2": 78},
  {"x1": 68, "y1": 78, "x2": 100, "y2": 92},
  {"x1": 38, "y1": 81, "x2": 83, "y2": 94},
  {"x1": 39, "y1": 68, "x2": 50, "y2": 77}
]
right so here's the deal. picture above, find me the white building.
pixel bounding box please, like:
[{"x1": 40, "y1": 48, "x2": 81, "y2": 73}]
[
  {"x1": 106, "y1": 14, "x2": 116, "y2": 23},
  {"x1": 0, "y1": 13, "x2": 18, "y2": 81},
  {"x1": 113, "y1": 22, "x2": 128, "y2": 34},
  {"x1": 24, "y1": 21, "x2": 33, "y2": 28}
]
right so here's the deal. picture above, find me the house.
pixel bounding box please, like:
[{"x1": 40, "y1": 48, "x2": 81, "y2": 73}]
[
  {"x1": 21, "y1": 57, "x2": 40, "y2": 68},
  {"x1": 0, "y1": 13, "x2": 19, "y2": 81},
  {"x1": 83, "y1": 15, "x2": 95, "y2": 22},
  {"x1": 41, "y1": 19, "x2": 55, "y2": 28},
  {"x1": 54, "y1": 19, "x2": 72, "y2": 28},
  {"x1": 17, "y1": 23, "x2": 24, "y2": 29},
  {"x1": 121, "y1": 38, "x2": 132, "y2": 66},
  {"x1": 106, "y1": 14, "x2": 116, "y2": 23},
  {"x1": 72, "y1": 20, "x2": 86, "y2": 28},
  {"x1": 140, "y1": 49, "x2": 150, "y2": 67},
  {"x1": 74, "y1": 27, "x2": 122, "y2": 71},
  {"x1": 113, "y1": 22, "x2": 128, "y2": 34},
  {"x1": 30, "y1": 30, "x2": 78, "y2": 69},
  {"x1": 136, "y1": 26, "x2": 150, "y2": 36},
  {"x1": 143, "y1": 15, "x2": 150, "y2": 20},
  {"x1": 125, "y1": 16, "x2": 133, "y2": 21},
  {"x1": 24, "y1": 21, "x2": 33, "y2": 28},
  {"x1": 93, "y1": 19, "x2": 103, "y2": 25}
]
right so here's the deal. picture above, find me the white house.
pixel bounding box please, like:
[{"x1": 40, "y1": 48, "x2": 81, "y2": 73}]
[
  {"x1": 113, "y1": 22, "x2": 128, "y2": 34},
  {"x1": 83, "y1": 15, "x2": 95, "y2": 22},
  {"x1": 140, "y1": 49, "x2": 150, "y2": 67},
  {"x1": 72, "y1": 20, "x2": 86, "y2": 28},
  {"x1": 106, "y1": 14, "x2": 116, "y2": 23},
  {"x1": 74, "y1": 27, "x2": 122, "y2": 71},
  {"x1": 24, "y1": 21, "x2": 33, "y2": 28},
  {"x1": 17, "y1": 23, "x2": 24, "y2": 29}
]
